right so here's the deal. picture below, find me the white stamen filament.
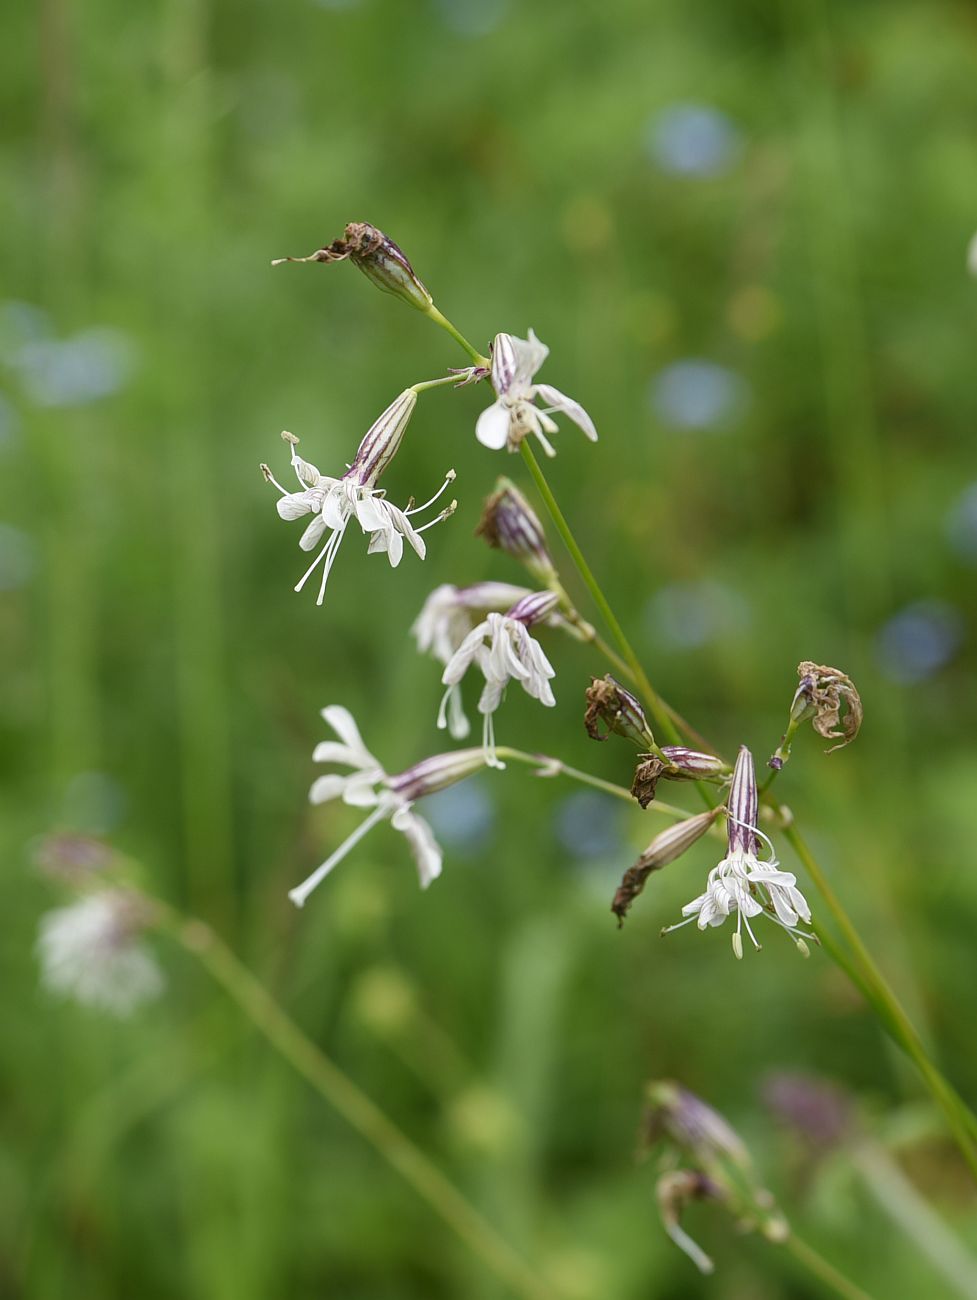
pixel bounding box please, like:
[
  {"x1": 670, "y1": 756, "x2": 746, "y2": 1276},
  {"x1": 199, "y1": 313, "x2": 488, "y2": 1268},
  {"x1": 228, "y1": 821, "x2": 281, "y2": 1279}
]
[
  {"x1": 406, "y1": 470, "x2": 456, "y2": 517},
  {"x1": 288, "y1": 802, "x2": 390, "y2": 908}
]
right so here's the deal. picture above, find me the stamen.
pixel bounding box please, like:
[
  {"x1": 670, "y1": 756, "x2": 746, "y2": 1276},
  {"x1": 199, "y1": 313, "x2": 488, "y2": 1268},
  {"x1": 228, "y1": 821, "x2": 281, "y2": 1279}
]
[
  {"x1": 414, "y1": 500, "x2": 457, "y2": 534},
  {"x1": 660, "y1": 916, "x2": 698, "y2": 936},
  {"x1": 316, "y1": 519, "x2": 349, "y2": 605},
  {"x1": 287, "y1": 802, "x2": 390, "y2": 907},
  {"x1": 405, "y1": 469, "x2": 457, "y2": 516},
  {"x1": 260, "y1": 464, "x2": 291, "y2": 497}
]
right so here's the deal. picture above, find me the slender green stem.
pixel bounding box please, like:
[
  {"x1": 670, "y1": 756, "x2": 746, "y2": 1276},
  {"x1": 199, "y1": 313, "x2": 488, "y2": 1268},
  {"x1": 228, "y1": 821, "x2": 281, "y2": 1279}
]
[
  {"x1": 165, "y1": 913, "x2": 559, "y2": 1300},
  {"x1": 411, "y1": 373, "x2": 467, "y2": 395},
  {"x1": 784, "y1": 1232, "x2": 874, "y2": 1300},
  {"x1": 424, "y1": 304, "x2": 490, "y2": 367},
  {"x1": 496, "y1": 747, "x2": 721, "y2": 836}
]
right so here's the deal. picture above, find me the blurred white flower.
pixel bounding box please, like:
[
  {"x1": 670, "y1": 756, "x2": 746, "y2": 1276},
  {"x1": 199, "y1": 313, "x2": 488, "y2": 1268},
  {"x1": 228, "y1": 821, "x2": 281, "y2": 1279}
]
[
  {"x1": 476, "y1": 330, "x2": 597, "y2": 458},
  {"x1": 290, "y1": 706, "x2": 486, "y2": 908},
  {"x1": 664, "y1": 747, "x2": 812, "y2": 957},
  {"x1": 262, "y1": 390, "x2": 455, "y2": 605},
  {"x1": 967, "y1": 231, "x2": 977, "y2": 278},
  {"x1": 36, "y1": 892, "x2": 164, "y2": 1016},
  {"x1": 440, "y1": 591, "x2": 558, "y2": 768},
  {"x1": 412, "y1": 581, "x2": 532, "y2": 738}
]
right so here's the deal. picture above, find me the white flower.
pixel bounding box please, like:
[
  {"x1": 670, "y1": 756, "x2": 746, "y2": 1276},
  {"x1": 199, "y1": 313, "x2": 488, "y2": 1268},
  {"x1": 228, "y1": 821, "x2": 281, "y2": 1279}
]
[
  {"x1": 261, "y1": 389, "x2": 455, "y2": 605},
  {"x1": 36, "y1": 892, "x2": 164, "y2": 1016},
  {"x1": 475, "y1": 330, "x2": 597, "y2": 458},
  {"x1": 289, "y1": 706, "x2": 486, "y2": 908},
  {"x1": 663, "y1": 746, "x2": 813, "y2": 957},
  {"x1": 412, "y1": 582, "x2": 532, "y2": 739},
  {"x1": 440, "y1": 591, "x2": 558, "y2": 769}
]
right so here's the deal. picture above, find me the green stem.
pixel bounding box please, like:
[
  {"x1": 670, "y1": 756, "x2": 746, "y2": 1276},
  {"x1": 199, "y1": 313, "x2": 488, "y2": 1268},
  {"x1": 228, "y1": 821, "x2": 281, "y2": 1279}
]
[
  {"x1": 411, "y1": 373, "x2": 468, "y2": 395},
  {"x1": 169, "y1": 914, "x2": 559, "y2": 1300},
  {"x1": 519, "y1": 442, "x2": 716, "y2": 803},
  {"x1": 424, "y1": 304, "x2": 490, "y2": 367},
  {"x1": 496, "y1": 747, "x2": 720, "y2": 835},
  {"x1": 784, "y1": 1232, "x2": 874, "y2": 1300}
]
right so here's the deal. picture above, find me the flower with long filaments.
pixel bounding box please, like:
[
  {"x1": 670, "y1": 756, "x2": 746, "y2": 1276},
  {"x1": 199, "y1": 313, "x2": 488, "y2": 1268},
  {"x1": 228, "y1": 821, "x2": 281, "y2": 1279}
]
[
  {"x1": 475, "y1": 330, "x2": 597, "y2": 458},
  {"x1": 412, "y1": 582, "x2": 533, "y2": 739},
  {"x1": 289, "y1": 706, "x2": 486, "y2": 908},
  {"x1": 439, "y1": 590, "x2": 558, "y2": 769},
  {"x1": 261, "y1": 389, "x2": 455, "y2": 605},
  {"x1": 36, "y1": 892, "x2": 165, "y2": 1016},
  {"x1": 663, "y1": 746, "x2": 814, "y2": 957}
]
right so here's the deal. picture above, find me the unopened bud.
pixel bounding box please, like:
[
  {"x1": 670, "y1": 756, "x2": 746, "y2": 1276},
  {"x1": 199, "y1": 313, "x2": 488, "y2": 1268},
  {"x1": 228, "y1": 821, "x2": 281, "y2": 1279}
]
[
  {"x1": 644, "y1": 1081, "x2": 750, "y2": 1170},
  {"x1": 659, "y1": 746, "x2": 728, "y2": 779},
  {"x1": 386, "y1": 748, "x2": 487, "y2": 803},
  {"x1": 272, "y1": 222, "x2": 433, "y2": 313},
  {"x1": 584, "y1": 675, "x2": 654, "y2": 747},
  {"x1": 505, "y1": 589, "x2": 559, "y2": 628},
  {"x1": 612, "y1": 809, "x2": 721, "y2": 924},
  {"x1": 476, "y1": 478, "x2": 556, "y2": 583}
]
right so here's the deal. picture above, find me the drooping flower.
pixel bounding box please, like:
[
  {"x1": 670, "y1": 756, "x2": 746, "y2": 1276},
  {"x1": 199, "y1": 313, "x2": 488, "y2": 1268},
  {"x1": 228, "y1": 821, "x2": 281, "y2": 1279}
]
[
  {"x1": 440, "y1": 591, "x2": 558, "y2": 768},
  {"x1": 663, "y1": 746, "x2": 813, "y2": 957},
  {"x1": 261, "y1": 389, "x2": 455, "y2": 604},
  {"x1": 289, "y1": 706, "x2": 486, "y2": 908},
  {"x1": 412, "y1": 582, "x2": 533, "y2": 739},
  {"x1": 475, "y1": 331, "x2": 597, "y2": 458},
  {"x1": 36, "y1": 891, "x2": 165, "y2": 1016}
]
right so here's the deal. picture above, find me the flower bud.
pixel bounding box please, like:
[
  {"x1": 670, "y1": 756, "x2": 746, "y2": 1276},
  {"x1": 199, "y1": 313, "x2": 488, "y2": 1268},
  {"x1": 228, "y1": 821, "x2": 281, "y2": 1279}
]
[
  {"x1": 584, "y1": 675, "x2": 654, "y2": 747},
  {"x1": 611, "y1": 809, "x2": 721, "y2": 924},
  {"x1": 272, "y1": 222, "x2": 433, "y2": 313},
  {"x1": 385, "y1": 748, "x2": 487, "y2": 803},
  {"x1": 505, "y1": 589, "x2": 559, "y2": 627},
  {"x1": 475, "y1": 478, "x2": 556, "y2": 583},
  {"x1": 659, "y1": 746, "x2": 727, "y2": 778}
]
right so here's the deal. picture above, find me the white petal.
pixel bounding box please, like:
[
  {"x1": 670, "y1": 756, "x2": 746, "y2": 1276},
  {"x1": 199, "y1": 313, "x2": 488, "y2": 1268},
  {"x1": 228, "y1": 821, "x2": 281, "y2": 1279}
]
[
  {"x1": 309, "y1": 774, "x2": 350, "y2": 804},
  {"x1": 535, "y1": 384, "x2": 598, "y2": 441},
  {"x1": 277, "y1": 492, "x2": 315, "y2": 521},
  {"x1": 384, "y1": 526, "x2": 404, "y2": 567},
  {"x1": 311, "y1": 741, "x2": 365, "y2": 767},
  {"x1": 298, "y1": 514, "x2": 328, "y2": 552},
  {"x1": 511, "y1": 329, "x2": 549, "y2": 387},
  {"x1": 354, "y1": 493, "x2": 388, "y2": 534},
  {"x1": 476, "y1": 401, "x2": 511, "y2": 450},
  {"x1": 392, "y1": 807, "x2": 443, "y2": 888},
  {"x1": 442, "y1": 622, "x2": 489, "y2": 686},
  {"x1": 320, "y1": 706, "x2": 370, "y2": 755}
]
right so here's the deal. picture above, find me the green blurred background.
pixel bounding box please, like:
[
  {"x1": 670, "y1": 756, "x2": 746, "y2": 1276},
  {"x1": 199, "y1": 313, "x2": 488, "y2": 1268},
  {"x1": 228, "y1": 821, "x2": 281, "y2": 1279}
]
[{"x1": 4, "y1": 0, "x2": 977, "y2": 1295}]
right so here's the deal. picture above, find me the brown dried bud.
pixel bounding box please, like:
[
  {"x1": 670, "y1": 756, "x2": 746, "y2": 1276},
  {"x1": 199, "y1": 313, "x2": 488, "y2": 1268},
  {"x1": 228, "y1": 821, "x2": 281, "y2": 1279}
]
[
  {"x1": 795, "y1": 661, "x2": 863, "y2": 752},
  {"x1": 655, "y1": 1169, "x2": 721, "y2": 1276},
  {"x1": 612, "y1": 809, "x2": 721, "y2": 924},
  {"x1": 584, "y1": 675, "x2": 654, "y2": 747},
  {"x1": 272, "y1": 222, "x2": 433, "y2": 313},
  {"x1": 768, "y1": 660, "x2": 863, "y2": 769},
  {"x1": 476, "y1": 478, "x2": 556, "y2": 583},
  {"x1": 630, "y1": 754, "x2": 666, "y2": 807}
]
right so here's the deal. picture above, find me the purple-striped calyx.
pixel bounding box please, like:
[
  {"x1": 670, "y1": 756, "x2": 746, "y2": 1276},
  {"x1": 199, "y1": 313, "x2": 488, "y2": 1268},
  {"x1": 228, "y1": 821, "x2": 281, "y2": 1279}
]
[
  {"x1": 629, "y1": 746, "x2": 727, "y2": 808},
  {"x1": 261, "y1": 390, "x2": 455, "y2": 605},
  {"x1": 272, "y1": 222, "x2": 433, "y2": 313},
  {"x1": 663, "y1": 746, "x2": 814, "y2": 957},
  {"x1": 476, "y1": 477, "x2": 557, "y2": 583}
]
